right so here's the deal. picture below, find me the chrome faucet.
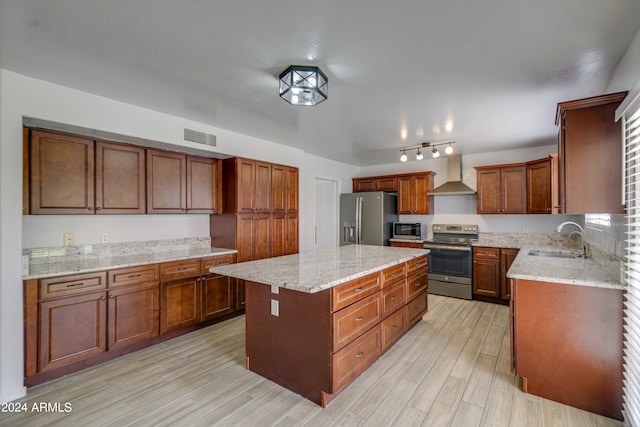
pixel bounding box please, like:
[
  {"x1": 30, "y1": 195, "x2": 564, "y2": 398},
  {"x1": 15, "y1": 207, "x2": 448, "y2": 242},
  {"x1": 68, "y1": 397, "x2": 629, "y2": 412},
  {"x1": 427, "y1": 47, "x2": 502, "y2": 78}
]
[{"x1": 555, "y1": 221, "x2": 586, "y2": 258}]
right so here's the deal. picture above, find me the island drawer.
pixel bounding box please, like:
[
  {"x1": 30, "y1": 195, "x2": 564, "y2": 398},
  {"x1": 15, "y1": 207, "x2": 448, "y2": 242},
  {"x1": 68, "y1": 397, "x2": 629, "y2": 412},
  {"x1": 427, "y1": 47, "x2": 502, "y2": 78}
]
[
  {"x1": 406, "y1": 291, "x2": 428, "y2": 326},
  {"x1": 406, "y1": 272, "x2": 427, "y2": 301},
  {"x1": 407, "y1": 255, "x2": 428, "y2": 277},
  {"x1": 381, "y1": 308, "x2": 406, "y2": 352},
  {"x1": 39, "y1": 271, "x2": 107, "y2": 300},
  {"x1": 332, "y1": 273, "x2": 380, "y2": 311},
  {"x1": 201, "y1": 254, "x2": 236, "y2": 272},
  {"x1": 333, "y1": 293, "x2": 381, "y2": 351},
  {"x1": 381, "y1": 263, "x2": 406, "y2": 287},
  {"x1": 332, "y1": 325, "x2": 381, "y2": 392},
  {"x1": 109, "y1": 264, "x2": 159, "y2": 288},
  {"x1": 160, "y1": 259, "x2": 201, "y2": 279},
  {"x1": 382, "y1": 280, "x2": 406, "y2": 317}
]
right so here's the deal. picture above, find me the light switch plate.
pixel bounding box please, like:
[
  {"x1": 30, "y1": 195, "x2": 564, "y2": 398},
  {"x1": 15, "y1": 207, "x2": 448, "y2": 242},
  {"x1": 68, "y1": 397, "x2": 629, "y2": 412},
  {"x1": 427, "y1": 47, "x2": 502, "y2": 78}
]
[{"x1": 271, "y1": 299, "x2": 279, "y2": 316}]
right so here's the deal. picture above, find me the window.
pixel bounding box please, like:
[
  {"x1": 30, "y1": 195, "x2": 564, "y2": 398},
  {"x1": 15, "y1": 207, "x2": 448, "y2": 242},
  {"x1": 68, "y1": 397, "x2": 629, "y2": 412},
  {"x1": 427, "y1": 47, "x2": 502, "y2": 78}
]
[{"x1": 622, "y1": 91, "x2": 640, "y2": 425}]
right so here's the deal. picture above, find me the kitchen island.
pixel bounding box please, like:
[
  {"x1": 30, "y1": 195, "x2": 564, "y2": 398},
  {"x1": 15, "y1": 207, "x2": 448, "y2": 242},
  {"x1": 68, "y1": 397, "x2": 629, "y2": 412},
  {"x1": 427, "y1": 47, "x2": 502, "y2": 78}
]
[{"x1": 209, "y1": 244, "x2": 430, "y2": 406}]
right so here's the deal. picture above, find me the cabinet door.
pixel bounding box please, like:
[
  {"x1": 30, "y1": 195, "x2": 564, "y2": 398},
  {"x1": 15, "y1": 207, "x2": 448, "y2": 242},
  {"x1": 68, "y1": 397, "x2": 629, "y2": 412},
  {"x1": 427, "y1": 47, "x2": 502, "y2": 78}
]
[
  {"x1": 472, "y1": 257, "x2": 500, "y2": 298},
  {"x1": 500, "y1": 249, "x2": 519, "y2": 301},
  {"x1": 284, "y1": 167, "x2": 299, "y2": 212},
  {"x1": 29, "y1": 130, "x2": 95, "y2": 214},
  {"x1": 236, "y1": 214, "x2": 256, "y2": 262},
  {"x1": 476, "y1": 168, "x2": 501, "y2": 214},
  {"x1": 285, "y1": 214, "x2": 299, "y2": 255},
  {"x1": 353, "y1": 178, "x2": 377, "y2": 192},
  {"x1": 108, "y1": 282, "x2": 159, "y2": 350},
  {"x1": 527, "y1": 159, "x2": 551, "y2": 214},
  {"x1": 38, "y1": 292, "x2": 107, "y2": 372},
  {"x1": 397, "y1": 176, "x2": 413, "y2": 214},
  {"x1": 160, "y1": 276, "x2": 201, "y2": 333},
  {"x1": 501, "y1": 166, "x2": 526, "y2": 214},
  {"x1": 253, "y1": 213, "x2": 272, "y2": 260},
  {"x1": 236, "y1": 158, "x2": 257, "y2": 213},
  {"x1": 272, "y1": 213, "x2": 298, "y2": 257},
  {"x1": 377, "y1": 176, "x2": 398, "y2": 192},
  {"x1": 146, "y1": 149, "x2": 186, "y2": 213},
  {"x1": 236, "y1": 279, "x2": 245, "y2": 310},
  {"x1": 202, "y1": 274, "x2": 234, "y2": 320},
  {"x1": 255, "y1": 161, "x2": 272, "y2": 212},
  {"x1": 96, "y1": 141, "x2": 145, "y2": 214},
  {"x1": 271, "y1": 165, "x2": 287, "y2": 213},
  {"x1": 186, "y1": 156, "x2": 220, "y2": 214},
  {"x1": 411, "y1": 174, "x2": 434, "y2": 214}
]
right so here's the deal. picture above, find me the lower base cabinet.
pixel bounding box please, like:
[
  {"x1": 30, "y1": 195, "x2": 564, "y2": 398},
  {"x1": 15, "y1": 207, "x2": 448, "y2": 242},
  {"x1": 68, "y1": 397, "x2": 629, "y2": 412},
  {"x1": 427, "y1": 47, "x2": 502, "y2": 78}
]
[
  {"x1": 245, "y1": 255, "x2": 428, "y2": 407},
  {"x1": 24, "y1": 253, "x2": 239, "y2": 386},
  {"x1": 472, "y1": 246, "x2": 518, "y2": 303}
]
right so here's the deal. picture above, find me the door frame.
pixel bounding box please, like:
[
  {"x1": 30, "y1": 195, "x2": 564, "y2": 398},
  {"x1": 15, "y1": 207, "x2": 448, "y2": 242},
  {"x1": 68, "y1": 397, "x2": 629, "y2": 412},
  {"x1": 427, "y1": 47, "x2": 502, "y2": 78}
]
[{"x1": 314, "y1": 176, "x2": 339, "y2": 250}]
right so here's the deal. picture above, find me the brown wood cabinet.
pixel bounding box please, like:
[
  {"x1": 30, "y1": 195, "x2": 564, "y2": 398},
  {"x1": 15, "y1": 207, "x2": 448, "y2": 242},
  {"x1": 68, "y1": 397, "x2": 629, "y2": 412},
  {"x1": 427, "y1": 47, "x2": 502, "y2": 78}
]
[
  {"x1": 28, "y1": 129, "x2": 95, "y2": 214},
  {"x1": 475, "y1": 164, "x2": 526, "y2": 214},
  {"x1": 211, "y1": 157, "x2": 298, "y2": 262},
  {"x1": 389, "y1": 240, "x2": 424, "y2": 249},
  {"x1": 186, "y1": 156, "x2": 222, "y2": 214},
  {"x1": 556, "y1": 92, "x2": 627, "y2": 214},
  {"x1": 472, "y1": 246, "x2": 518, "y2": 303},
  {"x1": 397, "y1": 172, "x2": 435, "y2": 214},
  {"x1": 24, "y1": 253, "x2": 238, "y2": 386},
  {"x1": 352, "y1": 175, "x2": 398, "y2": 192},
  {"x1": 96, "y1": 141, "x2": 146, "y2": 214},
  {"x1": 244, "y1": 255, "x2": 428, "y2": 406},
  {"x1": 511, "y1": 278, "x2": 623, "y2": 420},
  {"x1": 526, "y1": 157, "x2": 552, "y2": 214}
]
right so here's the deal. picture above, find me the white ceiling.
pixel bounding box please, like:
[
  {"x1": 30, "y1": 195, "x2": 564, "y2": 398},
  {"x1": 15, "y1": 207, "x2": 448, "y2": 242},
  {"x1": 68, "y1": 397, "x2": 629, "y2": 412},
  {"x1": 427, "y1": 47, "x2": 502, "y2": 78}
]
[{"x1": 1, "y1": 0, "x2": 639, "y2": 166}]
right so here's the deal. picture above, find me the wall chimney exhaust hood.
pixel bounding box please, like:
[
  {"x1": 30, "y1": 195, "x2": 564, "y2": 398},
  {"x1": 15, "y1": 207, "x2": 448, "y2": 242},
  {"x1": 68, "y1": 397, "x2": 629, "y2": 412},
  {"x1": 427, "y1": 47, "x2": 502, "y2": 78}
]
[{"x1": 427, "y1": 154, "x2": 476, "y2": 196}]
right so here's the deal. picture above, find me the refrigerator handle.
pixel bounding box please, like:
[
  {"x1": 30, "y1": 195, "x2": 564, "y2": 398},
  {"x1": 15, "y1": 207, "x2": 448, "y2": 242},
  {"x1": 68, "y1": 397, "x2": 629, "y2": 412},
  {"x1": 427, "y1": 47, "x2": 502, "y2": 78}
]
[
  {"x1": 354, "y1": 196, "x2": 359, "y2": 244},
  {"x1": 357, "y1": 196, "x2": 363, "y2": 244}
]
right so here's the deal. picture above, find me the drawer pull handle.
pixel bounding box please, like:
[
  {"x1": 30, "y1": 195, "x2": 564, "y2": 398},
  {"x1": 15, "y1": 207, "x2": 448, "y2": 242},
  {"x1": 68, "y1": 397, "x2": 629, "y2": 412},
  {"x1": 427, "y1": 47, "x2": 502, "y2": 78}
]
[
  {"x1": 415, "y1": 306, "x2": 422, "y2": 312},
  {"x1": 391, "y1": 325, "x2": 399, "y2": 330},
  {"x1": 66, "y1": 282, "x2": 85, "y2": 288},
  {"x1": 176, "y1": 267, "x2": 187, "y2": 271},
  {"x1": 355, "y1": 351, "x2": 364, "y2": 358},
  {"x1": 355, "y1": 287, "x2": 364, "y2": 292},
  {"x1": 390, "y1": 273, "x2": 397, "y2": 277},
  {"x1": 127, "y1": 274, "x2": 142, "y2": 279},
  {"x1": 355, "y1": 316, "x2": 365, "y2": 321},
  {"x1": 415, "y1": 282, "x2": 421, "y2": 287},
  {"x1": 391, "y1": 296, "x2": 398, "y2": 301}
]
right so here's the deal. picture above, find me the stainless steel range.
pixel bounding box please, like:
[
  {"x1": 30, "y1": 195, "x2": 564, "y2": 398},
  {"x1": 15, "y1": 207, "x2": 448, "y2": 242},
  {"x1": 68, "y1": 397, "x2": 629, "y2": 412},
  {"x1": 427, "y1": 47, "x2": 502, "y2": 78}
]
[{"x1": 422, "y1": 224, "x2": 478, "y2": 300}]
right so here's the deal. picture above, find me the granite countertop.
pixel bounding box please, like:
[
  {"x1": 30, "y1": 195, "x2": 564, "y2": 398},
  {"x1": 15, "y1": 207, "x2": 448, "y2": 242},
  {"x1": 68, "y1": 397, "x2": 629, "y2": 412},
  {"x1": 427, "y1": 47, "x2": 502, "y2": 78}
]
[
  {"x1": 23, "y1": 239, "x2": 237, "y2": 280},
  {"x1": 209, "y1": 244, "x2": 429, "y2": 293},
  {"x1": 507, "y1": 245, "x2": 624, "y2": 290}
]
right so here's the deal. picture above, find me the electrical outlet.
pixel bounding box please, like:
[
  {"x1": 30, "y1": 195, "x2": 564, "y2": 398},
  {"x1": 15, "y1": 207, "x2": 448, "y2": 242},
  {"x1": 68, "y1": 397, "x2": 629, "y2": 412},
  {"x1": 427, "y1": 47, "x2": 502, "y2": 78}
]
[
  {"x1": 63, "y1": 232, "x2": 74, "y2": 246},
  {"x1": 101, "y1": 233, "x2": 109, "y2": 243}
]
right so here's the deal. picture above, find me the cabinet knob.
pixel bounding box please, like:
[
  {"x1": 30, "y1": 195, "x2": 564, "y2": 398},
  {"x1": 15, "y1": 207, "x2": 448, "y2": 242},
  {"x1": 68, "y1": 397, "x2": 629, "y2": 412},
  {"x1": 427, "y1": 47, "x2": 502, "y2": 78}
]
[
  {"x1": 355, "y1": 351, "x2": 364, "y2": 359},
  {"x1": 101, "y1": 296, "x2": 107, "y2": 301},
  {"x1": 109, "y1": 295, "x2": 115, "y2": 299}
]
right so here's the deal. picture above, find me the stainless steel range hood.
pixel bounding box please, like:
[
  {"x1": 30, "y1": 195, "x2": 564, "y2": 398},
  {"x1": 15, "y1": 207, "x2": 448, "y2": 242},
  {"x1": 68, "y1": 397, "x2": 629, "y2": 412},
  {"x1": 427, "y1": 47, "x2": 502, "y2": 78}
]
[{"x1": 427, "y1": 154, "x2": 476, "y2": 196}]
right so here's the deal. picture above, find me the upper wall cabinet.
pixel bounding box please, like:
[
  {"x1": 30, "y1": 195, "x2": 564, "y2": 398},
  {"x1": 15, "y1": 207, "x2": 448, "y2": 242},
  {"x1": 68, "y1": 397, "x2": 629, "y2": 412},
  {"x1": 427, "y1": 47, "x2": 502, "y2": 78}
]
[
  {"x1": 96, "y1": 141, "x2": 146, "y2": 214},
  {"x1": 556, "y1": 92, "x2": 627, "y2": 214},
  {"x1": 397, "y1": 172, "x2": 435, "y2": 215},
  {"x1": 24, "y1": 128, "x2": 221, "y2": 215},
  {"x1": 475, "y1": 164, "x2": 526, "y2": 214},
  {"x1": 352, "y1": 176, "x2": 398, "y2": 193},
  {"x1": 28, "y1": 129, "x2": 96, "y2": 214},
  {"x1": 271, "y1": 164, "x2": 299, "y2": 213},
  {"x1": 526, "y1": 157, "x2": 552, "y2": 214}
]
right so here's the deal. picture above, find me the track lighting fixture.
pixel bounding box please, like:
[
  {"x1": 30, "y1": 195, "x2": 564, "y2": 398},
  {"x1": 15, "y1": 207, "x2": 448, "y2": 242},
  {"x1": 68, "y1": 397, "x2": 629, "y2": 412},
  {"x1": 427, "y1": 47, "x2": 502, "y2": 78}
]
[{"x1": 397, "y1": 141, "x2": 455, "y2": 162}]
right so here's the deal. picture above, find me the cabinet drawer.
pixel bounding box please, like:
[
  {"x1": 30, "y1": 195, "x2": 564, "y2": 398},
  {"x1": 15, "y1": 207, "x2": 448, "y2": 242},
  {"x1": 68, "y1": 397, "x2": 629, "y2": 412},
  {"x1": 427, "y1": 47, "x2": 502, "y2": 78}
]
[
  {"x1": 406, "y1": 292, "x2": 428, "y2": 326},
  {"x1": 381, "y1": 263, "x2": 406, "y2": 287},
  {"x1": 39, "y1": 271, "x2": 107, "y2": 300},
  {"x1": 407, "y1": 255, "x2": 428, "y2": 276},
  {"x1": 160, "y1": 259, "x2": 201, "y2": 279},
  {"x1": 406, "y1": 272, "x2": 427, "y2": 301},
  {"x1": 382, "y1": 280, "x2": 406, "y2": 318},
  {"x1": 332, "y1": 325, "x2": 381, "y2": 392},
  {"x1": 381, "y1": 309, "x2": 406, "y2": 352},
  {"x1": 332, "y1": 273, "x2": 380, "y2": 311},
  {"x1": 473, "y1": 247, "x2": 500, "y2": 259},
  {"x1": 109, "y1": 264, "x2": 159, "y2": 287},
  {"x1": 333, "y1": 293, "x2": 381, "y2": 352},
  {"x1": 201, "y1": 254, "x2": 236, "y2": 272}
]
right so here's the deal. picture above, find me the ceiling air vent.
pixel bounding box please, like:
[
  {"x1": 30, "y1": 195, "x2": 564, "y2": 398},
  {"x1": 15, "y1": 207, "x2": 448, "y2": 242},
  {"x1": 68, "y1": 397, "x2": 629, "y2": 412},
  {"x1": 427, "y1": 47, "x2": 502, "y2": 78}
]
[{"x1": 182, "y1": 127, "x2": 216, "y2": 147}]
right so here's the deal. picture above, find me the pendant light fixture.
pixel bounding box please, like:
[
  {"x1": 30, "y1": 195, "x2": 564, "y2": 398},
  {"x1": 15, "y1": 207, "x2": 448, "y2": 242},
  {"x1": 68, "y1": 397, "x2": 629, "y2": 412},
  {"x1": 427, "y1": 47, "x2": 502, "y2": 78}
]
[
  {"x1": 279, "y1": 66, "x2": 328, "y2": 106},
  {"x1": 398, "y1": 141, "x2": 456, "y2": 161}
]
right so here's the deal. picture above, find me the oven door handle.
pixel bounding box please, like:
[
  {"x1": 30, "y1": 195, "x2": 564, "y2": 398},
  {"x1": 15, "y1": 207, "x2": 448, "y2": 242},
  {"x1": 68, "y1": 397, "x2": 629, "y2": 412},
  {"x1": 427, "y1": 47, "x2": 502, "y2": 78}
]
[{"x1": 422, "y1": 244, "x2": 472, "y2": 252}]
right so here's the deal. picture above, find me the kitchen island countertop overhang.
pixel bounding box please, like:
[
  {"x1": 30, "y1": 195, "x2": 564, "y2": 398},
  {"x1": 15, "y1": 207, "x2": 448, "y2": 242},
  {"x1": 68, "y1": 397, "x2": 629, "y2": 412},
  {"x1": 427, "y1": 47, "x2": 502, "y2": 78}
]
[{"x1": 208, "y1": 244, "x2": 430, "y2": 292}]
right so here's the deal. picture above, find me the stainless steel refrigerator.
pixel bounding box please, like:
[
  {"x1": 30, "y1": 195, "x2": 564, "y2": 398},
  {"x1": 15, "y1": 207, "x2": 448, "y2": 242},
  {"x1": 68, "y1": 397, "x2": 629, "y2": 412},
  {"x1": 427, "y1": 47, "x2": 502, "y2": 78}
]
[{"x1": 340, "y1": 192, "x2": 398, "y2": 246}]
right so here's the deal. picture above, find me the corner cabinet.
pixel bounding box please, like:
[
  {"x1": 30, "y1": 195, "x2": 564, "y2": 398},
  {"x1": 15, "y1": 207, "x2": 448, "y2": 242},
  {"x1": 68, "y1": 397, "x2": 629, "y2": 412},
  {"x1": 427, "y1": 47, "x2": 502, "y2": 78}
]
[{"x1": 556, "y1": 92, "x2": 627, "y2": 214}]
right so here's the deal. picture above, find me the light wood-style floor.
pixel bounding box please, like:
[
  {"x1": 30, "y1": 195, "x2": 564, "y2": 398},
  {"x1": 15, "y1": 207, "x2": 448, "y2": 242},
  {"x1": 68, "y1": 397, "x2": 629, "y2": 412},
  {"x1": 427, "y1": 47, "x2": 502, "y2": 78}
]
[{"x1": 3, "y1": 295, "x2": 623, "y2": 427}]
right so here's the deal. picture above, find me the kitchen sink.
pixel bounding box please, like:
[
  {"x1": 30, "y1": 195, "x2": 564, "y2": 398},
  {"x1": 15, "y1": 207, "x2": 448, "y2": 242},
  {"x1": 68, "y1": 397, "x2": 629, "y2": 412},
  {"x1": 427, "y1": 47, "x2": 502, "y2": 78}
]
[{"x1": 527, "y1": 249, "x2": 580, "y2": 259}]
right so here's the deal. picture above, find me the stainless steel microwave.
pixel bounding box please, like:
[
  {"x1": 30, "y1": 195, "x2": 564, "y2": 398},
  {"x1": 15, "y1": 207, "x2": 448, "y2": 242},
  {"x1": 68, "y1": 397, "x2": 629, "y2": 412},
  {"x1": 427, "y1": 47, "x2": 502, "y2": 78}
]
[{"x1": 393, "y1": 222, "x2": 421, "y2": 239}]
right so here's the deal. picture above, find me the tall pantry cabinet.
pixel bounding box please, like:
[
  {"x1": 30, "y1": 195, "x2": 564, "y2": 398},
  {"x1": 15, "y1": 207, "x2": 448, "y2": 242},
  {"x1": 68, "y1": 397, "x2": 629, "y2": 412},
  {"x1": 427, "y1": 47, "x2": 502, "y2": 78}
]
[{"x1": 210, "y1": 157, "x2": 299, "y2": 262}]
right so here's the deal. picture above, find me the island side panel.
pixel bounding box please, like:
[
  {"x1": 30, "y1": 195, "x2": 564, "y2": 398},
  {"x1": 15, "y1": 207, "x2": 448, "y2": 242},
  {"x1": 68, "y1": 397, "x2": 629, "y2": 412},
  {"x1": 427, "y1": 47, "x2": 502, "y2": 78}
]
[
  {"x1": 514, "y1": 279, "x2": 623, "y2": 421},
  {"x1": 245, "y1": 281, "x2": 331, "y2": 405}
]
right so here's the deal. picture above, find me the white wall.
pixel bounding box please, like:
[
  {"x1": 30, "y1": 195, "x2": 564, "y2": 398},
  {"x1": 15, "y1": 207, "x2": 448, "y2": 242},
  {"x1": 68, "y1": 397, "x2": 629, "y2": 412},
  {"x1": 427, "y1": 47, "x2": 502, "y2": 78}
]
[{"x1": 0, "y1": 69, "x2": 356, "y2": 402}]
